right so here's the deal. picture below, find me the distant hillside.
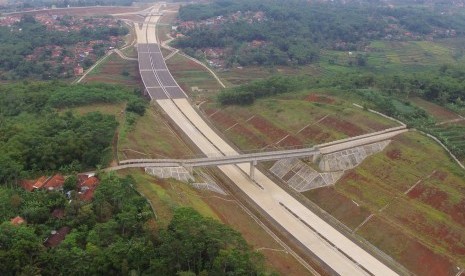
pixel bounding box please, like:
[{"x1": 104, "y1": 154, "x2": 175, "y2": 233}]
[{"x1": 173, "y1": 0, "x2": 465, "y2": 67}]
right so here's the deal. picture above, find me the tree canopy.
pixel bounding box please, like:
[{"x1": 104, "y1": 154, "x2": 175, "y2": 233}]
[
  {"x1": 0, "y1": 174, "x2": 267, "y2": 275},
  {"x1": 175, "y1": 0, "x2": 465, "y2": 67},
  {"x1": 0, "y1": 82, "x2": 143, "y2": 183}
]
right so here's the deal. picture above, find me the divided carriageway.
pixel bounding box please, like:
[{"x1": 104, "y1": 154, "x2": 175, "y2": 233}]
[{"x1": 135, "y1": 10, "x2": 402, "y2": 275}]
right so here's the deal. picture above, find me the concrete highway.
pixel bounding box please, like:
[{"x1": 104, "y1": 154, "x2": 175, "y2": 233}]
[{"x1": 136, "y1": 5, "x2": 400, "y2": 275}]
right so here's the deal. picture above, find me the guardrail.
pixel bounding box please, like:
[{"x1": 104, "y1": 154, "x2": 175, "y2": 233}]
[{"x1": 118, "y1": 146, "x2": 320, "y2": 167}]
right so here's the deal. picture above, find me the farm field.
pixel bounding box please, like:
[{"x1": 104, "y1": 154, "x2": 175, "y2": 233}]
[
  {"x1": 411, "y1": 97, "x2": 461, "y2": 122},
  {"x1": 428, "y1": 123, "x2": 465, "y2": 164},
  {"x1": 84, "y1": 53, "x2": 142, "y2": 88},
  {"x1": 201, "y1": 88, "x2": 465, "y2": 275},
  {"x1": 201, "y1": 91, "x2": 399, "y2": 151},
  {"x1": 407, "y1": 98, "x2": 465, "y2": 164},
  {"x1": 165, "y1": 53, "x2": 223, "y2": 101},
  {"x1": 218, "y1": 65, "x2": 324, "y2": 86},
  {"x1": 119, "y1": 169, "x2": 313, "y2": 276},
  {"x1": 214, "y1": 38, "x2": 465, "y2": 84},
  {"x1": 305, "y1": 131, "x2": 465, "y2": 275}
]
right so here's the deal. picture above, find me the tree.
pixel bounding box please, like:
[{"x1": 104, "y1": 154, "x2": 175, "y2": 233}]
[
  {"x1": 126, "y1": 99, "x2": 147, "y2": 116},
  {"x1": 0, "y1": 222, "x2": 45, "y2": 274},
  {"x1": 63, "y1": 175, "x2": 78, "y2": 192}
]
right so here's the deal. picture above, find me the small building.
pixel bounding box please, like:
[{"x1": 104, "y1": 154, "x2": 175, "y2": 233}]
[
  {"x1": 44, "y1": 226, "x2": 71, "y2": 248},
  {"x1": 32, "y1": 176, "x2": 49, "y2": 190},
  {"x1": 10, "y1": 216, "x2": 25, "y2": 226},
  {"x1": 43, "y1": 174, "x2": 65, "y2": 191},
  {"x1": 74, "y1": 66, "x2": 84, "y2": 76},
  {"x1": 21, "y1": 174, "x2": 65, "y2": 192},
  {"x1": 20, "y1": 180, "x2": 35, "y2": 192},
  {"x1": 78, "y1": 175, "x2": 100, "y2": 201}
]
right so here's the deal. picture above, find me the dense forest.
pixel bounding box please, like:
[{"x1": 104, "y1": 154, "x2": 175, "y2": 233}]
[
  {"x1": 0, "y1": 173, "x2": 266, "y2": 275},
  {"x1": 174, "y1": 0, "x2": 465, "y2": 67},
  {"x1": 0, "y1": 15, "x2": 128, "y2": 80},
  {"x1": 0, "y1": 82, "x2": 147, "y2": 184}
]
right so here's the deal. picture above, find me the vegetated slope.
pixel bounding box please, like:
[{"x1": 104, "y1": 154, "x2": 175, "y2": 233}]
[
  {"x1": 215, "y1": 65, "x2": 465, "y2": 161},
  {"x1": 0, "y1": 82, "x2": 146, "y2": 183},
  {"x1": 207, "y1": 84, "x2": 465, "y2": 274},
  {"x1": 174, "y1": 0, "x2": 465, "y2": 67},
  {"x1": 306, "y1": 131, "x2": 465, "y2": 275},
  {"x1": 0, "y1": 174, "x2": 266, "y2": 275}
]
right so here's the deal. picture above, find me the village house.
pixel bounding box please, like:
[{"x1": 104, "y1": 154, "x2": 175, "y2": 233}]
[
  {"x1": 77, "y1": 175, "x2": 100, "y2": 201},
  {"x1": 10, "y1": 216, "x2": 25, "y2": 226},
  {"x1": 74, "y1": 66, "x2": 84, "y2": 76},
  {"x1": 20, "y1": 174, "x2": 65, "y2": 192},
  {"x1": 44, "y1": 226, "x2": 71, "y2": 248}
]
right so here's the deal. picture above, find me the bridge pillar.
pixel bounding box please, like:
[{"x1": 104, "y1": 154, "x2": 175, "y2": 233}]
[{"x1": 250, "y1": 160, "x2": 257, "y2": 180}]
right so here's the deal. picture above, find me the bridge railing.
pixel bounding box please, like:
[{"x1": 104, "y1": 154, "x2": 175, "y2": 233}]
[{"x1": 119, "y1": 145, "x2": 318, "y2": 165}]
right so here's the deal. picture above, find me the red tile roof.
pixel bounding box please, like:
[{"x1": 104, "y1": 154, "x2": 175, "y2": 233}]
[
  {"x1": 78, "y1": 175, "x2": 100, "y2": 201},
  {"x1": 32, "y1": 176, "x2": 49, "y2": 189},
  {"x1": 44, "y1": 226, "x2": 71, "y2": 248},
  {"x1": 77, "y1": 174, "x2": 89, "y2": 185},
  {"x1": 79, "y1": 176, "x2": 99, "y2": 189},
  {"x1": 10, "y1": 216, "x2": 25, "y2": 225},
  {"x1": 20, "y1": 180, "x2": 35, "y2": 192},
  {"x1": 43, "y1": 174, "x2": 65, "y2": 190}
]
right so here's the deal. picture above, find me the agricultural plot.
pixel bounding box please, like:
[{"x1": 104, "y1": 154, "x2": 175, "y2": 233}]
[
  {"x1": 202, "y1": 92, "x2": 398, "y2": 151},
  {"x1": 165, "y1": 54, "x2": 223, "y2": 100},
  {"x1": 365, "y1": 40, "x2": 457, "y2": 73},
  {"x1": 305, "y1": 131, "x2": 465, "y2": 275},
  {"x1": 85, "y1": 54, "x2": 141, "y2": 87},
  {"x1": 429, "y1": 123, "x2": 465, "y2": 163},
  {"x1": 411, "y1": 97, "x2": 461, "y2": 122}
]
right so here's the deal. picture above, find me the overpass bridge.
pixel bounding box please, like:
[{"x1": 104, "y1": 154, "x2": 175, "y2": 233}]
[{"x1": 111, "y1": 125, "x2": 407, "y2": 179}]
